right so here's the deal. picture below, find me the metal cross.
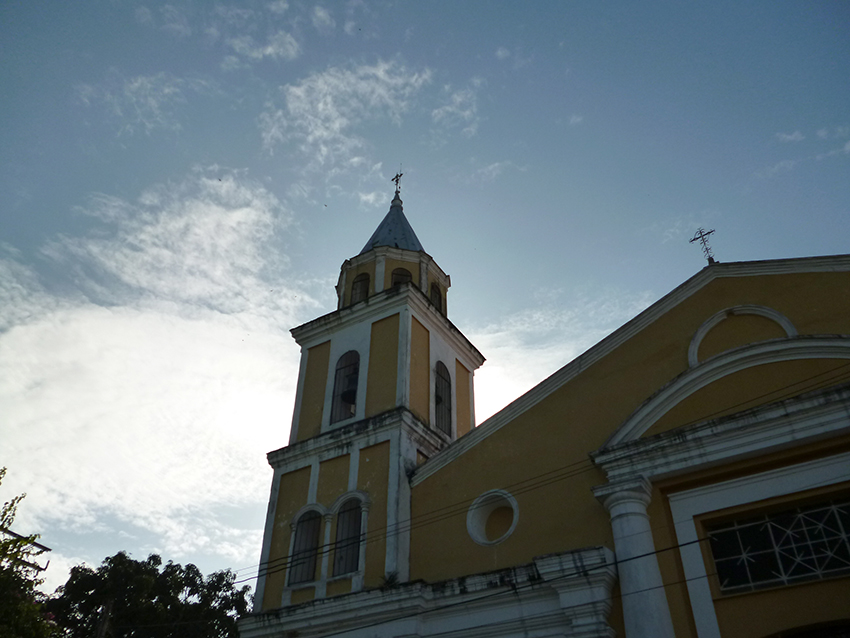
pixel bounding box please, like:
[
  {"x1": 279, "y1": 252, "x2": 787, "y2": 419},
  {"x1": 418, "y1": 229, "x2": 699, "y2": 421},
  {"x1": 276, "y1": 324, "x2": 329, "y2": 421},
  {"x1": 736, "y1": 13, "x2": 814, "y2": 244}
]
[
  {"x1": 392, "y1": 172, "x2": 403, "y2": 194},
  {"x1": 690, "y1": 228, "x2": 716, "y2": 264}
]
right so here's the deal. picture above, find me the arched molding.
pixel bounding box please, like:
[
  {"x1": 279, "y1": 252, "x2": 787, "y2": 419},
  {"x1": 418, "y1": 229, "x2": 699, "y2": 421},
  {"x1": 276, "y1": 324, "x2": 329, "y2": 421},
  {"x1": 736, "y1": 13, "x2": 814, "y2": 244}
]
[
  {"x1": 688, "y1": 304, "x2": 797, "y2": 368},
  {"x1": 606, "y1": 336, "x2": 850, "y2": 447},
  {"x1": 289, "y1": 503, "x2": 329, "y2": 530},
  {"x1": 329, "y1": 490, "x2": 371, "y2": 514}
]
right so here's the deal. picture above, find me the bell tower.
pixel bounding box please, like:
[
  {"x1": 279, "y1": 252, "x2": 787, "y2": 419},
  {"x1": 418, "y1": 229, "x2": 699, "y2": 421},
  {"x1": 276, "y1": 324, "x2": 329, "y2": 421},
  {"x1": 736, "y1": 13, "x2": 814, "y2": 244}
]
[{"x1": 253, "y1": 187, "x2": 485, "y2": 612}]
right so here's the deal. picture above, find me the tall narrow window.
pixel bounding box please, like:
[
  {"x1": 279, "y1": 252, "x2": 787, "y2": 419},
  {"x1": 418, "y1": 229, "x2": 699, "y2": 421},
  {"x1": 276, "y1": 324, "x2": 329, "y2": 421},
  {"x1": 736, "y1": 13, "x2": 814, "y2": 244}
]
[
  {"x1": 289, "y1": 511, "x2": 322, "y2": 585},
  {"x1": 350, "y1": 273, "x2": 369, "y2": 304},
  {"x1": 331, "y1": 351, "x2": 360, "y2": 424},
  {"x1": 429, "y1": 282, "x2": 442, "y2": 313},
  {"x1": 333, "y1": 499, "x2": 363, "y2": 576},
  {"x1": 391, "y1": 268, "x2": 412, "y2": 286},
  {"x1": 435, "y1": 361, "x2": 452, "y2": 435}
]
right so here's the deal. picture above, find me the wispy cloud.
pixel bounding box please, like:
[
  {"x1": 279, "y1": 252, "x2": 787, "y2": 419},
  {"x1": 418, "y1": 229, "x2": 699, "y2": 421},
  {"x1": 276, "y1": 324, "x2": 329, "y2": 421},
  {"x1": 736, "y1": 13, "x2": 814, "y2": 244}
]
[
  {"x1": 259, "y1": 59, "x2": 432, "y2": 167},
  {"x1": 312, "y1": 6, "x2": 335, "y2": 32},
  {"x1": 776, "y1": 131, "x2": 804, "y2": 142},
  {"x1": 569, "y1": 114, "x2": 583, "y2": 126},
  {"x1": 76, "y1": 72, "x2": 211, "y2": 136},
  {"x1": 470, "y1": 161, "x2": 522, "y2": 183},
  {"x1": 431, "y1": 78, "x2": 484, "y2": 139},
  {"x1": 495, "y1": 47, "x2": 510, "y2": 60},
  {"x1": 1, "y1": 170, "x2": 317, "y2": 592},
  {"x1": 227, "y1": 30, "x2": 300, "y2": 62}
]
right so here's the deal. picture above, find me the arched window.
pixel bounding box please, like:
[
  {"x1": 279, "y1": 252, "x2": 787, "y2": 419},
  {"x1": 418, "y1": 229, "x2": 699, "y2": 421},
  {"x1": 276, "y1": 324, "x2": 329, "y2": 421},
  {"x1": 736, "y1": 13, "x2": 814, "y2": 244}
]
[
  {"x1": 350, "y1": 273, "x2": 369, "y2": 305},
  {"x1": 391, "y1": 268, "x2": 412, "y2": 287},
  {"x1": 429, "y1": 282, "x2": 442, "y2": 312},
  {"x1": 333, "y1": 499, "x2": 363, "y2": 576},
  {"x1": 289, "y1": 511, "x2": 322, "y2": 584},
  {"x1": 435, "y1": 361, "x2": 452, "y2": 435},
  {"x1": 331, "y1": 351, "x2": 360, "y2": 424}
]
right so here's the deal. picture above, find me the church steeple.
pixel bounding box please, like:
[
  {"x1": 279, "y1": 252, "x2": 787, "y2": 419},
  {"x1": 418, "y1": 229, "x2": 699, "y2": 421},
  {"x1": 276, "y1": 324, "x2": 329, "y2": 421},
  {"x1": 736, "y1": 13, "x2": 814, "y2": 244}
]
[{"x1": 359, "y1": 193, "x2": 424, "y2": 254}]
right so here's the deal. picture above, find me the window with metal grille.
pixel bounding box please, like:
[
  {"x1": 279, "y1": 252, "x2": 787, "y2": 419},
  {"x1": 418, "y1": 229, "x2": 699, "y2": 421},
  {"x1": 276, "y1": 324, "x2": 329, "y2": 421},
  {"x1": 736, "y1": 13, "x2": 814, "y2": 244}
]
[
  {"x1": 708, "y1": 498, "x2": 850, "y2": 594},
  {"x1": 435, "y1": 361, "x2": 452, "y2": 435},
  {"x1": 430, "y1": 282, "x2": 442, "y2": 313},
  {"x1": 333, "y1": 499, "x2": 362, "y2": 576},
  {"x1": 289, "y1": 511, "x2": 322, "y2": 585},
  {"x1": 330, "y1": 351, "x2": 359, "y2": 424},
  {"x1": 350, "y1": 273, "x2": 369, "y2": 304},
  {"x1": 391, "y1": 268, "x2": 412, "y2": 286}
]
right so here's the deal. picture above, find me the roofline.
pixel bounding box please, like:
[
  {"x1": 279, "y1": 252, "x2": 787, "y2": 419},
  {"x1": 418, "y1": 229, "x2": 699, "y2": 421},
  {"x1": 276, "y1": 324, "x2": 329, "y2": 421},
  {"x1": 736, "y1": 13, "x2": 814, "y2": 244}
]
[{"x1": 411, "y1": 253, "x2": 850, "y2": 486}]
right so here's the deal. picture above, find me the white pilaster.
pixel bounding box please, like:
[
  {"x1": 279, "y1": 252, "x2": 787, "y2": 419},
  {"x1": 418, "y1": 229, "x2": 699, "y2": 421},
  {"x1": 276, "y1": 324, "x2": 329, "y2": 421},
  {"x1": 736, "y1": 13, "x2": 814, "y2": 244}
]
[
  {"x1": 375, "y1": 254, "x2": 386, "y2": 292},
  {"x1": 593, "y1": 477, "x2": 675, "y2": 638}
]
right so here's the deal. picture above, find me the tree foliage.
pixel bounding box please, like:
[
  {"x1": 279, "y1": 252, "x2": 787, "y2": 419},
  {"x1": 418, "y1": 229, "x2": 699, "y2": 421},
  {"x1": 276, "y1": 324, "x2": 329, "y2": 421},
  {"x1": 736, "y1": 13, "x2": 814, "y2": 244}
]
[
  {"x1": 0, "y1": 467, "x2": 58, "y2": 638},
  {"x1": 46, "y1": 552, "x2": 252, "y2": 638}
]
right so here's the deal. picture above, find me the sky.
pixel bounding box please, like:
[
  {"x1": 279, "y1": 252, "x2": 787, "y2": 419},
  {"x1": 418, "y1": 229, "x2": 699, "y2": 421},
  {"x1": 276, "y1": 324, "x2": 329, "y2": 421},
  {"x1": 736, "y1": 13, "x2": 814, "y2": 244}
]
[{"x1": 1, "y1": 1, "x2": 848, "y2": 595}]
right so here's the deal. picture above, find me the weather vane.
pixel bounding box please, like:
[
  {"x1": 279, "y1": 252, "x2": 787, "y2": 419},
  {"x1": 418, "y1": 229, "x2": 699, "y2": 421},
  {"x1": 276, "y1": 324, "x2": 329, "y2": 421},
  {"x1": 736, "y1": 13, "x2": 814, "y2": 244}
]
[
  {"x1": 690, "y1": 228, "x2": 717, "y2": 264},
  {"x1": 392, "y1": 170, "x2": 403, "y2": 195}
]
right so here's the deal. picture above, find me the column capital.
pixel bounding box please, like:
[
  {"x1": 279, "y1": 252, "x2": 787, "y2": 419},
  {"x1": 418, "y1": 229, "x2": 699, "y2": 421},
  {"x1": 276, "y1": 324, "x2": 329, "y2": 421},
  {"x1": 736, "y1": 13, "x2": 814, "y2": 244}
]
[{"x1": 592, "y1": 476, "x2": 652, "y2": 513}]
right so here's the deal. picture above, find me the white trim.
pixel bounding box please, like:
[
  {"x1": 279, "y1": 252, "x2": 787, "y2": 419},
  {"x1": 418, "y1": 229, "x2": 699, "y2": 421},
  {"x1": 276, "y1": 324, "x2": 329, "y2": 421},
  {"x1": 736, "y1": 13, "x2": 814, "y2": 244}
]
[
  {"x1": 252, "y1": 467, "x2": 282, "y2": 611},
  {"x1": 348, "y1": 445, "x2": 360, "y2": 492},
  {"x1": 668, "y1": 451, "x2": 850, "y2": 638},
  {"x1": 288, "y1": 347, "x2": 311, "y2": 444},
  {"x1": 385, "y1": 430, "x2": 401, "y2": 577},
  {"x1": 397, "y1": 308, "x2": 411, "y2": 409},
  {"x1": 375, "y1": 254, "x2": 386, "y2": 293},
  {"x1": 412, "y1": 255, "x2": 850, "y2": 484},
  {"x1": 307, "y1": 459, "x2": 319, "y2": 503},
  {"x1": 605, "y1": 336, "x2": 850, "y2": 446},
  {"x1": 688, "y1": 304, "x2": 797, "y2": 368}
]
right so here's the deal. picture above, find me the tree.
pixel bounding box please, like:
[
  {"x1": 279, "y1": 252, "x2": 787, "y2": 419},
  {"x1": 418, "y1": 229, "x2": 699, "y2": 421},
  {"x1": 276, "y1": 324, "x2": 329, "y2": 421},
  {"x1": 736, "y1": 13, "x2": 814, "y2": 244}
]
[
  {"x1": 46, "y1": 551, "x2": 252, "y2": 638},
  {"x1": 0, "y1": 467, "x2": 58, "y2": 638}
]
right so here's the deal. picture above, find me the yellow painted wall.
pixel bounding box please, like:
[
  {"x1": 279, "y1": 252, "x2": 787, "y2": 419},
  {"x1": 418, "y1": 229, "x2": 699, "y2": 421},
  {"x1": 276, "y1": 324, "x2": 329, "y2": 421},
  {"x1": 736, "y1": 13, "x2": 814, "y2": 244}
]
[
  {"x1": 409, "y1": 317, "x2": 430, "y2": 424},
  {"x1": 344, "y1": 261, "x2": 376, "y2": 306},
  {"x1": 366, "y1": 314, "x2": 400, "y2": 417},
  {"x1": 358, "y1": 441, "x2": 390, "y2": 587},
  {"x1": 262, "y1": 466, "x2": 312, "y2": 611},
  {"x1": 384, "y1": 257, "x2": 419, "y2": 289},
  {"x1": 410, "y1": 271, "x2": 850, "y2": 586},
  {"x1": 697, "y1": 313, "x2": 787, "y2": 362},
  {"x1": 326, "y1": 578, "x2": 352, "y2": 597},
  {"x1": 290, "y1": 587, "x2": 315, "y2": 605},
  {"x1": 296, "y1": 341, "x2": 330, "y2": 442},
  {"x1": 317, "y1": 454, "x2": 350, "y2": 506},
  {"x1": 455, "y1": 361, "x2": 471, "y2": 437}
]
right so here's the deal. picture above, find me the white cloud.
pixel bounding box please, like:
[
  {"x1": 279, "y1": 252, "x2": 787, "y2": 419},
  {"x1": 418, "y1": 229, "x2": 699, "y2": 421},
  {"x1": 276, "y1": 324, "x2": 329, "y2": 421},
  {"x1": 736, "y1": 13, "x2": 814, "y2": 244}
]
[
  {"x1": 776, "y1": 131, "x2": 805, "y2": 142},
  {"x1": 471, "y1": 161, "x2": 518, "y2": 183},
  {"x1": 259, "y1": 60, "x2": 432, "y2": 167},
  {"x1": 267, "y1": 1, "x2": 289, "y2": 15},
  {"x1": 756, "y1": 159, "x2": 798, "y2": 178},
  {"x1": 817, "y1": 128, "x2": 829, "y2": 139},
  {"x1": 227, "y1": 30, "x2": 301, "y2": 62},
  {"x1": 432, "y1": 78, "x2": 484, "y2": 139},
  {"x1": 312, "y1": 6, "x2": 335, "y2": 32},
  {"x1": 76, "y1": 72, "x2": 210, "y2": 136},
  {"x1": 495, "y1": 47, "x2": 510, "y2": 60},
  {"x1": 0, "y1": 170, "x2": 318, "y2": 592},
  {"x1": 569, "y1": 114, "x2": 583, "y2": 125}
]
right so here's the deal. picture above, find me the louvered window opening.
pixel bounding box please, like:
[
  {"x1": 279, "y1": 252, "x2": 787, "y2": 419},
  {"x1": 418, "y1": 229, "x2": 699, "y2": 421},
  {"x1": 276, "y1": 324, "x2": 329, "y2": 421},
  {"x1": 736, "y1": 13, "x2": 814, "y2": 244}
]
[
  {"x1": 391, "y1": 268, "x2": 412, "y2": 286},
  {"x1": 435, "y1": 361, "x2": 452, "y2": 436},
  {"x1": 331, "y1": 351, "x2": 359, "y2": 424},
  {"x1": 430, "y1": 283, "x2": 442, "y2": 313},
  {"x1": 333, "y1": 499, "x2": 363, "y2": 576},
  {"x1": 350, "y1": 273, "x2": 369, "y2": 304},
  {"x1": 708, "y1": 498, "x2": 850, "y2": 594},
  {"x1": 289, "y1": 511, "x2": 322, "y2": 585}
]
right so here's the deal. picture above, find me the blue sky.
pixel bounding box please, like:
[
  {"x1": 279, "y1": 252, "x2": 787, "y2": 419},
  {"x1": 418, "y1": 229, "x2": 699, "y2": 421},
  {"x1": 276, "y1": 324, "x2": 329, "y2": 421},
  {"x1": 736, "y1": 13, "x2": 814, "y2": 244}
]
[{"x1": 2, "y1": 1, "x2": 848, "y2": 594}]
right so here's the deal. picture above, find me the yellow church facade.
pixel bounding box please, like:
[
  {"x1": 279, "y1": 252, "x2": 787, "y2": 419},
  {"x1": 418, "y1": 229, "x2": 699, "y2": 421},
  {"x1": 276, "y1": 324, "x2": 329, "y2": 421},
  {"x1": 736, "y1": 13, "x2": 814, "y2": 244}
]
[{"x1": 239, "y1": 192, "x2": 850, "y2": 638}]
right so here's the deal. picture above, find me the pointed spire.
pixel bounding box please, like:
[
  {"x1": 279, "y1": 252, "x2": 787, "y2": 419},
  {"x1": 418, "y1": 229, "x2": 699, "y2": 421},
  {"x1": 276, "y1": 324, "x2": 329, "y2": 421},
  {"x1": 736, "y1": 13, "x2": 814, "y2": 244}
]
[{"x1": 360, "y1": 192, "x2": 424, "y2": 255}]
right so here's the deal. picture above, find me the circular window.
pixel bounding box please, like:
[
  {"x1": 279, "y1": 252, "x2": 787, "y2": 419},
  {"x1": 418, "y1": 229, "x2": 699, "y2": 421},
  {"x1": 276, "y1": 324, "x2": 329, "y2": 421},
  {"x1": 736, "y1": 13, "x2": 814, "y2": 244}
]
[{"x1": 467, "y1": 490, "x2": 519, "y2": 546}]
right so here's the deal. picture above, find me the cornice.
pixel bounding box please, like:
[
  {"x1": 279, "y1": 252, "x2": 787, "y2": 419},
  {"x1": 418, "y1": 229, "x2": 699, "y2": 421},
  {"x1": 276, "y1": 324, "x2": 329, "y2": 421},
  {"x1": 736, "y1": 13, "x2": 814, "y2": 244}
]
[
  {"x1": 412, "y1": 254, "x2": 850, "y2": 485},
  {"x1": 591, "y1": 381, "x2": 850, "y2": 483},
  {"x1": 291, "y1": 283, "x2": 485, "y2": 368}
]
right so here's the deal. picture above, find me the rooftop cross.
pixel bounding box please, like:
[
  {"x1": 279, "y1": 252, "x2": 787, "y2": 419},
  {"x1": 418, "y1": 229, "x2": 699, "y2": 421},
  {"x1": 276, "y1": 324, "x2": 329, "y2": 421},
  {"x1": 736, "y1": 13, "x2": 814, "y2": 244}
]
[
  {"x1": 392, "y1": 172, "x2": 403, "y2": 196},
  {"x1": 690, "y1": 227, "x2": 717, "y2": 264}
]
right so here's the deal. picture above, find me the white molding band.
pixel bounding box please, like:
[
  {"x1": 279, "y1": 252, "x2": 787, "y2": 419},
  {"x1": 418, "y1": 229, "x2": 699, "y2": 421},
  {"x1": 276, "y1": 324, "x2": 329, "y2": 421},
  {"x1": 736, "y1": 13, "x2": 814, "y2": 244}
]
[
  {"x1": 605, "y1": 336, "x2": 850, "y2": 446},
  {"x1": 688, "y1": 304, "x2": 797, "y2": 368},
  {"x1": 668, "y1": 451, "x2": 850, "y2": 638}
]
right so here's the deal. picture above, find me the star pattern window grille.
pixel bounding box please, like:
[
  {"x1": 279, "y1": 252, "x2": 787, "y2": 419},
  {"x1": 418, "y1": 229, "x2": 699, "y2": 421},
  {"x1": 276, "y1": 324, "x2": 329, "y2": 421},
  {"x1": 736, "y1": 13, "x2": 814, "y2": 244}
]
[{"x1": 708, "y1": 498, "x2": 850, "y2": 593}]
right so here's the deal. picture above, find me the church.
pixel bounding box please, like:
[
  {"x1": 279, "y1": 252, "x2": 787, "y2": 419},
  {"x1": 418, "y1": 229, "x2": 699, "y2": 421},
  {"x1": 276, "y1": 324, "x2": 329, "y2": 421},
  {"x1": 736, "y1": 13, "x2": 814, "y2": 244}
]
[{"x1": 238, "y1": 187, "x2": 850, "y2": 638}]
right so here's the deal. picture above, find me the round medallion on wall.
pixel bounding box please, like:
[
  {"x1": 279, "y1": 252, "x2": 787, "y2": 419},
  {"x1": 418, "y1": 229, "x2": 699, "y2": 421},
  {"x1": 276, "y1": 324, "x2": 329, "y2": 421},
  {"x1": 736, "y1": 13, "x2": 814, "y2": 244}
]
[{"x1": 466, "y1": 490, "x2": 519, "y2": 546}]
